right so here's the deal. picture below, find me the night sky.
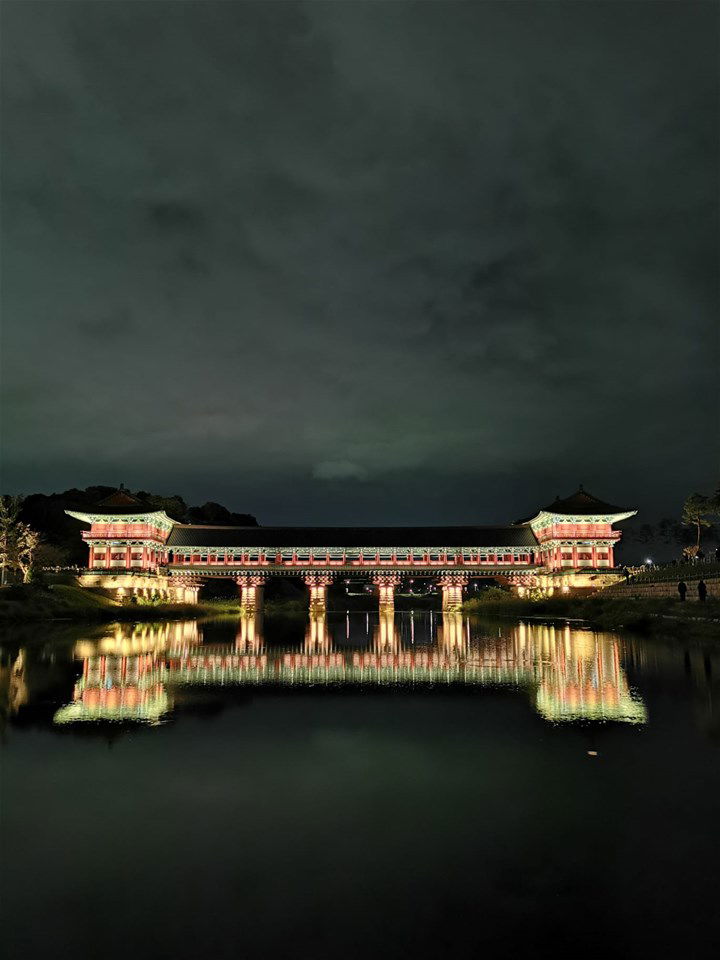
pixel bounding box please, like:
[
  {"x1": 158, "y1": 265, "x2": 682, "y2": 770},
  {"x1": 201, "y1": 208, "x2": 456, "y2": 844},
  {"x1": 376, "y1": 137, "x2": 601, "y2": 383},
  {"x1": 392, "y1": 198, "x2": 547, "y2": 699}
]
[{"x1": 2, "y1": 1, "x2": 718, "y2": 525}]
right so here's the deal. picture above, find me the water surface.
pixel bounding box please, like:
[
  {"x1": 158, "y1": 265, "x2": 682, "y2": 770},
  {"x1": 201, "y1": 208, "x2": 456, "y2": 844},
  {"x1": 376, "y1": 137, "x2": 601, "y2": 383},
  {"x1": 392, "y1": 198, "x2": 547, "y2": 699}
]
[{"x1": 1, "y1": 612, "x2": 719, "y2": 959}]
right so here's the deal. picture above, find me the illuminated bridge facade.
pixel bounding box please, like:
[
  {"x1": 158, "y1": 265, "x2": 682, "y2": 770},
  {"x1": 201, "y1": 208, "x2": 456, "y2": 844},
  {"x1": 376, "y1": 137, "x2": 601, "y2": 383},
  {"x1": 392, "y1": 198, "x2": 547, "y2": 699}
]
[{"x1": 67, "y1": 487, "x2": 635, "y2": 609}]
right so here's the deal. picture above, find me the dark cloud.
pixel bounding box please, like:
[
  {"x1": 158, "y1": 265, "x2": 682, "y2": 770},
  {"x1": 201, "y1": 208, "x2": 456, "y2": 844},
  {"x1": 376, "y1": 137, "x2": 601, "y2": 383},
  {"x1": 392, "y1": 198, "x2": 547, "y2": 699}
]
[
  {"x1": 146, "y1": 201, "x2": 206, "y2": 234},
  {"x1": 76, "y1": 309, "x2": 136, "y2": 341},
  {"x1": 1, "y1": 0, "x2": 717, "y2": 523}
]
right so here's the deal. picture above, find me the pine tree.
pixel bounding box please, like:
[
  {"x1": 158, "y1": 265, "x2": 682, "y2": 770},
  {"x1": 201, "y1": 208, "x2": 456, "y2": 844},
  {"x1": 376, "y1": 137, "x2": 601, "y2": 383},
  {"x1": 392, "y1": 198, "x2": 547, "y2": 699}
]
[{"x1": 682, "y1": 493, "x2": 712, "y2": 554}]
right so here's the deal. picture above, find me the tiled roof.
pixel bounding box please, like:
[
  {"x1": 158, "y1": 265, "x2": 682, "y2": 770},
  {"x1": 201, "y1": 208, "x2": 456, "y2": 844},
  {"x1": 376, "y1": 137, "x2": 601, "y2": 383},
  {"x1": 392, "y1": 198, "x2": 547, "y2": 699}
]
[
  {"x1": 96, "y1": 489, "x2": 148, "y2": 508},
  {"x1": 166, "y1": 525, "x2": 539, "y2": 549},
  {"x1": 541, "y1": 488, "x2": 629, "y2": 516},
  {"x1": 82, "y1": 489, "x2": 158, "y2": 515}
]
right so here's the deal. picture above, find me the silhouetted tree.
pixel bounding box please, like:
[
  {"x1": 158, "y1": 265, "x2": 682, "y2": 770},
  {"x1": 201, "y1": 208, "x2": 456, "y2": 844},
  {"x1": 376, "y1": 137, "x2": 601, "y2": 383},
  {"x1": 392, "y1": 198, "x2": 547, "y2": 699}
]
[{"x1": 682, "y1": 493, "x2": 712, "y2": 554}]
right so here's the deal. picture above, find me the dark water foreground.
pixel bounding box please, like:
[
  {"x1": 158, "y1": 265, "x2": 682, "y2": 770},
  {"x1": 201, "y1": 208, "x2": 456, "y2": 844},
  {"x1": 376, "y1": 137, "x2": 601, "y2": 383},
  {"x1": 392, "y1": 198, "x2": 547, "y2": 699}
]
[{"x1": 1, "y1": 612, "x2": 719, "y2": 960}]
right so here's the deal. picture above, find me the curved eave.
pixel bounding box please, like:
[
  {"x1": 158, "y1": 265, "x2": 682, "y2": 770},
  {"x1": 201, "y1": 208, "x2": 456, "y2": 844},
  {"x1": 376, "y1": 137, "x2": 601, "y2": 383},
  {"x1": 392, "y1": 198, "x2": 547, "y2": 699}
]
[
  {"x1": 65, "y1": 509, "x2": 176, "y2": 530},
  {"x1": 528, "y1": 509, "x2": 637, "y2": 527}
]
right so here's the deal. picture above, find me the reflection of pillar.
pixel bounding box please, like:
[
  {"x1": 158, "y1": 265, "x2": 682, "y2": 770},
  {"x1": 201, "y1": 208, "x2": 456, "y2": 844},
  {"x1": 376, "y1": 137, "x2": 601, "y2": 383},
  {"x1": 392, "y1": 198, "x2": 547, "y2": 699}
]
[
  {"x1": 236, "y1": 575, "x2": 264, "y2": 614},
  {"x1": 374, "y1": 609, "x2": 398, "y2": 653},
  {"x1": 305, "y1": 610, "x2": 330, "y2": 653},
  {"x1": 373, "y1": 574, "x2": 401, "y2": 612},
  {"x1": 438, "y1": 612, "x2": 465, "y2": 654},
  {"x1": 304, "y1": 574, "x2": 332, "y2": 614},
  {"x1": 439, "y1": 575, "x2": 468, "y2": 612},
  {"x1": 236, "y1": 612, "x2": 263, "y2": 652}
]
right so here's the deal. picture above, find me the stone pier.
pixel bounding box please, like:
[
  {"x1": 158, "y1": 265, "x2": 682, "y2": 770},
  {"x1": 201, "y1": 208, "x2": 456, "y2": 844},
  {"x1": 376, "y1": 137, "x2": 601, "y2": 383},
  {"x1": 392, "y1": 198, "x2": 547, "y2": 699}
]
[
  {"x1": 439, "y1": 574, "x2": 468, "y2": 613},
  {"x1": 173, "y1": 577, "x2": 202, "y2": 604},
  {"x1": 373, "y1": 573, "x2": 401, "y2": 612},
  {"x1": 304, "y1": 574, "x2": 333, "y2": 615},
  {"x1": 236, "y1": 575, "x2": 264, "y2": 615}
]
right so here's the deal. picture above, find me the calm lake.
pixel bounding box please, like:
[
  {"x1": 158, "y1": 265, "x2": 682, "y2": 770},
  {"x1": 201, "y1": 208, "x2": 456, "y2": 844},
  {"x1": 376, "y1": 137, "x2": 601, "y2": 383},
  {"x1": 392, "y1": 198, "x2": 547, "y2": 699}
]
[{"x1": 1, "y1": 612, "x2": 719, "y2": 959}]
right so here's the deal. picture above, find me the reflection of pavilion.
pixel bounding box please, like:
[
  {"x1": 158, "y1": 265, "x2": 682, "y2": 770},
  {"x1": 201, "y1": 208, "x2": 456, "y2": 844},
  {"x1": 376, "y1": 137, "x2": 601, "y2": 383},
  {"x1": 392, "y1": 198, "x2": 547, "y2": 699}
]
[
  {"x1": 52, "y1": 616, "x2": 646, "y2": 725},
  {"x1": 533, "y1": 623, "x2": 645, "y2": 722},
  {"x1": 54, "y1": 653, "x2": 170, "y2": 724},
  {"x1": 54, "y1": 621, "x2": 200, "y2": 725}
]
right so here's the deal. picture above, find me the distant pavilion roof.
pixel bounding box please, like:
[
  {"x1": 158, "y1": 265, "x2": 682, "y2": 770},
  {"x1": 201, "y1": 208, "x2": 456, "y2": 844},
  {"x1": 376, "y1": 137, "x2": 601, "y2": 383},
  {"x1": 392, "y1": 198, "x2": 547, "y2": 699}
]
[
  {"x1": 539, "y1": 487, "x2": 630, "y2": 517},
  {"x1": 87, "y1": 488, "x2": 156, "y2": 515},
  {"x1": 166, "y1": 525, "x2": 539, "y2": 549}
]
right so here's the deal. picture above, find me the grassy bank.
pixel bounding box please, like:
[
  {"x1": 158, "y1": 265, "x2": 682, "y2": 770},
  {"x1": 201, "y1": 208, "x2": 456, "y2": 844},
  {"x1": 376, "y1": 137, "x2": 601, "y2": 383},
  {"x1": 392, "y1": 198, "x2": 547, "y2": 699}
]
[
  {"x1": 462, "y1": 588, "x2": 720, "y2": 634},
  {"x1": 263, "y1": 598, "x2": 308, "y2": 618},
  {"x1": 0, "y1": 583, "x2": 244, "y2": 622},
  {"x1": 0, "y1": 584, "x2": 357, "y2": 623}
]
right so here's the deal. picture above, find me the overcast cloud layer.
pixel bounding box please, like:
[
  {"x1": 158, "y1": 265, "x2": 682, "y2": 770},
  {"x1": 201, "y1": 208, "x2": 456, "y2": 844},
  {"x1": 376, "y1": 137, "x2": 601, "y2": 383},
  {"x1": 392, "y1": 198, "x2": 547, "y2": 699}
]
[{"x1": 1, "y1": 1, "x2": 718, "y2": 523}]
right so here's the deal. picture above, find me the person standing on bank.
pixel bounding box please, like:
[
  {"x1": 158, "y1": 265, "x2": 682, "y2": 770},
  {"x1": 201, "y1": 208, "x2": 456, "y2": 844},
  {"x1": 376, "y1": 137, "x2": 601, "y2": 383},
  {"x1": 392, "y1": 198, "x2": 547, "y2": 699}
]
[
  {"x1": 698, "y1": 580, "x2": 707, "y2": 602},
  {"x1": 678, "y1": 580, "x2": 687, "y2": 601}
]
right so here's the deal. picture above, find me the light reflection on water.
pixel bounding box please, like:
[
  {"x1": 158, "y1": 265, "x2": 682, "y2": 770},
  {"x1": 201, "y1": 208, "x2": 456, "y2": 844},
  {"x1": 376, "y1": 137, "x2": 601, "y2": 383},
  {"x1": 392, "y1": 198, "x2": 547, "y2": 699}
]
[
  {"x1": 1, "y1": 612, "x2": 646, "y2": 727},
  {"x1": 3, "y1": 613, "x2": 720, "y2": 960}
]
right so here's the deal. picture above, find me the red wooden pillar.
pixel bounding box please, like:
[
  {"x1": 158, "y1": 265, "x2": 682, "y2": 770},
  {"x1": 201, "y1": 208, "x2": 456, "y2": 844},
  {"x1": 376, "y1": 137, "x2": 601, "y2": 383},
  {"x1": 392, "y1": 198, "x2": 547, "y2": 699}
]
[
  {"x1": 591, "y1": 544, "x2": 598, "y2": 568},
  {"x1": 572, "y1": 545, "x2": 578, "y2": 568}
]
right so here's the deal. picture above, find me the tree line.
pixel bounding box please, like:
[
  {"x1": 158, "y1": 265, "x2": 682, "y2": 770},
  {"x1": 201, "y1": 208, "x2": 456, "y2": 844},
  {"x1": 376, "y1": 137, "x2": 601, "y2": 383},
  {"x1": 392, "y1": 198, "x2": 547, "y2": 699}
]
[{"x1": 0, "y1": 486, "x2": 258, "y2": 579}]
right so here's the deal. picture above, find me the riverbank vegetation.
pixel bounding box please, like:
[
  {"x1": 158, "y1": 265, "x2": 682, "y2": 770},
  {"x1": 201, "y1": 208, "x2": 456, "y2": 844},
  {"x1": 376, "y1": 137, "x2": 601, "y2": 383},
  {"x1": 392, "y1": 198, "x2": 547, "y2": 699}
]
[
  {"x1": 0, "y1": 583, "x2": 244, "y2": 623},
  {"x1": 462, "y1": 587, "x2": 720, "y2": 633}
]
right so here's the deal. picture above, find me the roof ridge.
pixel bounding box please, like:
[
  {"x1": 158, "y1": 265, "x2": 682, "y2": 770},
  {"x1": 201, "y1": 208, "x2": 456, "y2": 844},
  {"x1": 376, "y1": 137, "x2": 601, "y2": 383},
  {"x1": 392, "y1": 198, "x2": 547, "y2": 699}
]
[{"x1": 171, "y1": 523, "x2": 524, "y2": 530}]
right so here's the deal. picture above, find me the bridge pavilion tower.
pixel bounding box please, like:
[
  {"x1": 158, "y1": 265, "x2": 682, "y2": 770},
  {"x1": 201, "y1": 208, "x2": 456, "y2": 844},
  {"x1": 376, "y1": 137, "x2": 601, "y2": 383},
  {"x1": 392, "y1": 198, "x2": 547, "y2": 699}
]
[
  {"x1": 65, "y1": 489, "x2": 187, "y2": 601},
  {"x1": 66, "y1": 488, "x2": 175, "y2": 574},
  {"x1": 526, "y1": 487, "x2": 636, "y2": 574}
]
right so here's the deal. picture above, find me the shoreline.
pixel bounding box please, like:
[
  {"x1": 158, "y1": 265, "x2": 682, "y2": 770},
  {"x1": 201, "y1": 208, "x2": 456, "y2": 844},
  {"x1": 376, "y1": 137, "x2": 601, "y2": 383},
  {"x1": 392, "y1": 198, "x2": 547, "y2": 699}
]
[
  {"x1": 461, "y1": 594, "x2": 720, "y2": 637},
  {"x1": 1, "y1": 583, "x2": 719, "y2": 639}
]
